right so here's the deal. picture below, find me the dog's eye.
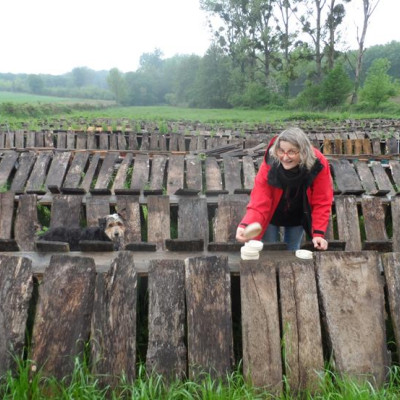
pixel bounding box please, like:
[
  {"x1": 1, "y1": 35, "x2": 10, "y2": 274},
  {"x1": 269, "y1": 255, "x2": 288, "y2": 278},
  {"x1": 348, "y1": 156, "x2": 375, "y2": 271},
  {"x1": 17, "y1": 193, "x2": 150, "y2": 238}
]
[{"x1": 117, "y1": 222, "x2": 124, "y2": 227}]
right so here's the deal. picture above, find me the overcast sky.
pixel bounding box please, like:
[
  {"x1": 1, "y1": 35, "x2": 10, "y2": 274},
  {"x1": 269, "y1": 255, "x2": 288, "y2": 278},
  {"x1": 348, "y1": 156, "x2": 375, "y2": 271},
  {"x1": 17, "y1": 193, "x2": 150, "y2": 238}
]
[{"x1": 0, "y1": 0, "x2": 398, "y2": 76}]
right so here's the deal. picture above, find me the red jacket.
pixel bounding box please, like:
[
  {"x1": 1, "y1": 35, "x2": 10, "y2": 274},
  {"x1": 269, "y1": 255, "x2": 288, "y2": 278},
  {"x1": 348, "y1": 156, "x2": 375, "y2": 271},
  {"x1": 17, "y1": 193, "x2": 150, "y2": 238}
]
[{"x1": 239, "y1": 139, "x2": 333, "y2": 239}]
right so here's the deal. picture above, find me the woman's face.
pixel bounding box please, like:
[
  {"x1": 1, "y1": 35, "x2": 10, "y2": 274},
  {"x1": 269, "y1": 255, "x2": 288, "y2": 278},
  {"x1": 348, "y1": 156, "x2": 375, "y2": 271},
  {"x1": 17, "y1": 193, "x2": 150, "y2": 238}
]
[{"x1": 276, "y1": 140, "x2": 301, "y2": 170}]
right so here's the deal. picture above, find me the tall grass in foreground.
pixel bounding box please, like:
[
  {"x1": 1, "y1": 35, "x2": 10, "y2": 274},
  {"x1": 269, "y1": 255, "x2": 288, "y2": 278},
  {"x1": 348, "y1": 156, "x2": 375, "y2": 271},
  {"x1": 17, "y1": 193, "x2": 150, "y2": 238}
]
[{"x1": 2, "y1": 358, "x2": 400, "y2": 400}]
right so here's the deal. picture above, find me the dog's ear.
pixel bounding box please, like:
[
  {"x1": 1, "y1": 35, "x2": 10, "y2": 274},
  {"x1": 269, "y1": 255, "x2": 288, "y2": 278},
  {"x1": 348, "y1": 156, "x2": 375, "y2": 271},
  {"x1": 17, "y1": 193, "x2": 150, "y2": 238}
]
[
  {"x1": 98, "y1": 217, "x2": 107, "y2": 229},
  {"x1": 117, "y1": 212, "x2": 125, "y2": 222}
]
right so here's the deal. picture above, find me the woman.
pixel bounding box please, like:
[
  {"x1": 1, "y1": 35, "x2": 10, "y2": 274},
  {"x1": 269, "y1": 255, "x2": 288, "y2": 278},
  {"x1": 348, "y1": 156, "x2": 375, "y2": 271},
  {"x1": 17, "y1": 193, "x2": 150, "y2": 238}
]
[{"x1": 236, "y1": 127, "x2": 333, "y2": 250}]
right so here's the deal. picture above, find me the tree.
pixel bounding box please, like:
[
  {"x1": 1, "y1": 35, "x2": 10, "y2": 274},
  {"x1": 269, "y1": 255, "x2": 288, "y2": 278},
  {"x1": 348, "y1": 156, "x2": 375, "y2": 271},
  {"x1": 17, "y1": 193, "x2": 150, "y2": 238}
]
[
  {"x1": 28, "y1": 74, "x2": 44, "y2": 94},
  {"x1": 320, "y1": 62, "x2": 352, "y2": 107},
  {"x1": 360, "y1": 58, "x2": 397, "y2": 107},
  {"x1": 325, "y1": 0, "x2": 351, "y2": 70},
  {"x1": 71, "y1": 67, "x2": 94, "y2": 87},
  {"x1": 349, "y1": 0, "x2": 381, "y2": 104},
  {"x1": 107, "y1": 68, "x2": 126, "y2": 104}
]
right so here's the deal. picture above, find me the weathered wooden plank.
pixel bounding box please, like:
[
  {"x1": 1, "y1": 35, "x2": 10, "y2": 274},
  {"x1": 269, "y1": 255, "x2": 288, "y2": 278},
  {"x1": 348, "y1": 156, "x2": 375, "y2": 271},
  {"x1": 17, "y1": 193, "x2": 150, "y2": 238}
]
[
  {"x1": 315, "y1": 252, "x2": 388, "y2": 387},
  {"x1": 44, "y1": 151, "x2": 71, "y2": 191},
  {"x1": 242, "y1": 156, "x2": 256, "y2": 192},
  {"x1": 49, "y1": 194, "x2": 83, "y2": 229},
  {"x1": 30, "y1": 255, "x2": 96, "y2": 379},
  {"x1": 382, "y1": 253, "x2": 400, "y2": 360},
  {"x1": 0, "y1": 192, "x2": 15, "y2": 239},
  {"x1": 370, "y1": 161, "x2": 396, "y2": 196},
  {"x1": 117, "y1": 132, "x2": 127, "y2": 150},
  {"x1": 15, "y1": 194, "x2": 39, "y2": 251},
  {"x1": 240, "y1": 259, "x2": 282, "y2": 391},
  {"x1": 99, "y1": 132, "x2": 109, "y2": 150},
  {"x1": 279, "y1": 260, "x2": 324, "y2": 393},
  {"x1": 62, "y1": 152, "x2": 90, "y2": 190},
  {"x1": 223, "y1": 156, "x2": 242, "y2": 194},
  {"x1": 363, "y1": 138, "x2": 372, "y2": 154},
  {"x1": 185, "y1": 256, "x2": 233, "y2": 379},
  {"x1": 76, "y1": 132, "x2": 87, "y2": 149},
  {"x1": 167, "y1": 154, "x2": 185, "y2": 195},
  {"x1": 361, "y1": 197, "x2": 388, "y2": 243},
  {"x1": 185, "y1": 155, "x2": 202, "y2": 194},
  {"x1": 80, "y1": 153, "x2": 101, "y2": 193},
  {"x1": 213, "y1": 194, "x2": 248, "y2": 242},
  {"x1": 0, "y1": 151, "x2": 18, "y2": 188},
  {"x1": 4, "y1": 131, "x2": 14, "y2": 148},
  {"x1": 169, "y1": 133, "x2": 179, "y2": 151},
  {"x1": 130, "y1": 154, "x2": 150, "y2": 193},
  {"x1": 146, "y1": 155, "x2": 167, "y2": 194},
  {"x1": 91, "y1": 252, "x2": 137, "y2": 386},
  {"x1": 86, "y1": 195, "x2": 110, "y2": 227},
  {"x1": 93, "y1": 152, "x2": 119, "y2": 193},
  {"x1": 354, "y1": 161, "x2": 387, "y2": 196},
  {"x1": 87, "y1": 131, "x2": 96, "y2": 149},
  {"x1": 371, "y1": 138, "x2": 382, "y2": 155},
  {"x1": 112, "y1": 153, "x2": 133, "y2": 192},
  {"x1": 66, "y1": 131, "x2": 75, "y2": 149},
  {"x1": 389, "y1": 160, "x2": 400, "y2": 192},
  {"x1": 386, "y1": 137, "x2": 398, "y2": 154},
  {"x1": 391, "y1": 197, "x2": 400, "y2": 252},
  {"x1": 25, "y1": 152, "x2": 52, "y2": 193},
  {"x1": 0, "y1": 255, "x2": 33, "y2": 376},
  {"x1": 329, "y1": 159, "x2": 364, "y2": 195},
  {"x1": 334, "y1": 195, "x2": 362, "y2": 251},
  {"x1": 26, "y1": 131, "x2": 35, "y2": 148},
  {"x1": 147, "y1": 259, "x2": 186, "y2": 379},
  {"x1": 140, "y1": 133, "x2": 149, "y2": 150},
  {"x1": 10, "y1": 152, "x2": 36, "y2": 193},
  {"x1": 116, "y1": 195, "x2": 142, "y2": 243},
  {"x1": 128, "y1": 132, "x2": 139, "y2": 150},
  {"x1": 109, "y1": 133, "x2": 118, "y2": 150},
  {"x1": 205, "y1": 157, "x2": 225, "y2": 194},
  {"x1": 56, "y1": 132, "x2": 66, "y2": 149},
  {"x1": 150, "y1": 133, "x2": 159, "y2": 150},
  {"x1": 14, "y1": 130, "x2": 24, "y2": 148},
  {"x1": 147, "y1": 195, "x2": 170, "y2": 250},
  {"x1": 178, "y1": 197, "x2": 209, "y2": 244}
]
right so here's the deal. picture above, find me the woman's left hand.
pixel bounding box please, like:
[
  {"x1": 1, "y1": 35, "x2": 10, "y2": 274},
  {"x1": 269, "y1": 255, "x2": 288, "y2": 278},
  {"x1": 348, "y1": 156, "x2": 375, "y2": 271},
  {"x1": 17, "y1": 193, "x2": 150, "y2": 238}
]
[{"x1": 312, "y1": 237, "x2": 328, "y2": 250}]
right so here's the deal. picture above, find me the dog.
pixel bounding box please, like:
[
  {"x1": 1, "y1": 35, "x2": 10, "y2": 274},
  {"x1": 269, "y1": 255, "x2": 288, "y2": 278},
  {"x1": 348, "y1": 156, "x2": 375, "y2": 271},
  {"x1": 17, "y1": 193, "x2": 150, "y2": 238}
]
[{"x1": 38, "y1": 213, "x2": 125, "y2": 251}]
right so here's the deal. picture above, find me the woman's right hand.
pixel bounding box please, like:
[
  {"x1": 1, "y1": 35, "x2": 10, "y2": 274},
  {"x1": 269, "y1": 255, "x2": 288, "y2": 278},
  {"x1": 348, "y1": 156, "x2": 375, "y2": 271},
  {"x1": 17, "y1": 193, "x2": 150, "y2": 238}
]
[{"x1": 236, "y1": 227, "x2": 247, "y2": 243}]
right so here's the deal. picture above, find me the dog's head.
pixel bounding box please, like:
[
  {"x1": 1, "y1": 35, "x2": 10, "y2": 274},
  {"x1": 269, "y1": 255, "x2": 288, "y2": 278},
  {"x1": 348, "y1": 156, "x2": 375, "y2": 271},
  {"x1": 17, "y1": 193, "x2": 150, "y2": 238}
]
[{"x1": 99, "y1": 213, "x2": 126, "y2": 249}]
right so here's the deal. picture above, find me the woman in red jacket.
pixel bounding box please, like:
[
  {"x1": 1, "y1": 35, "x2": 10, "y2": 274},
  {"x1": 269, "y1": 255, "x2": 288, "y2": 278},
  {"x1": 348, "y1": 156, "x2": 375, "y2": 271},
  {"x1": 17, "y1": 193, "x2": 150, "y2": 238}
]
[{"x1": 236, "y1": 127, "x2": 333, "y2": 250}]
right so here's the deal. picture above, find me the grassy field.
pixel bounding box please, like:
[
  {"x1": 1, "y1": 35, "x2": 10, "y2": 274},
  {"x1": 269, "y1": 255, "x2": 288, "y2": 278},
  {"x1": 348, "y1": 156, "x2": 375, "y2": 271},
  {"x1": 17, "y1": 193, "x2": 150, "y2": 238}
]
[
  {"x1": 0, "y1": 91, "x2": 114, "y2": 105},
  {"x1": 1, "y1": 91, "x2": 400, "y2": 129}
]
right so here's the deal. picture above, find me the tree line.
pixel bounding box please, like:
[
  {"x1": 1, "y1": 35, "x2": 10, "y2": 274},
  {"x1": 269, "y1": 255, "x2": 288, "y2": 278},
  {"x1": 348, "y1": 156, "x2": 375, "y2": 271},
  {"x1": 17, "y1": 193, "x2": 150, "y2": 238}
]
[{"x1": 0, "y1": 0, "x2": 399, "y2": 111}]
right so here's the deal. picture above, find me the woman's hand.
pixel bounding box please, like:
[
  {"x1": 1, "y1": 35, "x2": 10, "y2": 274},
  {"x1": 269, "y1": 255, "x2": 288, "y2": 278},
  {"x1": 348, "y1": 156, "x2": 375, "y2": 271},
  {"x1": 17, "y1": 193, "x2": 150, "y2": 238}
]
[
  {"x1": 236, "y1": 227, "x2": 248, "y2": 243},
  {"x1": 312, "y1": 237, "x2": 328, "y2": 250}
]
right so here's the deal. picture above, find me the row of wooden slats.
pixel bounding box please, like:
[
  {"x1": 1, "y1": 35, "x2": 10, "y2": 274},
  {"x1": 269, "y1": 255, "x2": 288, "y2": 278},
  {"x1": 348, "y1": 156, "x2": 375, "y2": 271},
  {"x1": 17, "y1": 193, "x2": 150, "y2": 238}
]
[
  {"x1": 2, "y1": 150, "x2": 400, "y2": 197},
  {"x1": 1, "y1": 191, "x2": 399, "y2": 255},
  {"x1": 2, "y1": 130, "x2": 400, "y2": 155},
  {"x1": 0, "y1": 250, "x2": 395, "y2": 391}
]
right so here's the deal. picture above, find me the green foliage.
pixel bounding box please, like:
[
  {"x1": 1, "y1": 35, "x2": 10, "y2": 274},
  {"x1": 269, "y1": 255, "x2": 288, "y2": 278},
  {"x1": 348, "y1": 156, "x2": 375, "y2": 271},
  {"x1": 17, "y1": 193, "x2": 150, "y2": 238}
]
[
  {"x1": 360, "y1": 58, "x2": 398, "y2": 107},
  {"x1": 319, "y1": 63, "x2": 352, "y2": 107}
]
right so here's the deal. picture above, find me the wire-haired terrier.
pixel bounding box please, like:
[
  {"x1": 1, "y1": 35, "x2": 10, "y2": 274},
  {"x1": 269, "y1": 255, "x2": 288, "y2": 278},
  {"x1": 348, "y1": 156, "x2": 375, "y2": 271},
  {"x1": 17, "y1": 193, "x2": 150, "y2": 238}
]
[{"x1": 38, "y1": 213, "x2": 125, "y2": 251}]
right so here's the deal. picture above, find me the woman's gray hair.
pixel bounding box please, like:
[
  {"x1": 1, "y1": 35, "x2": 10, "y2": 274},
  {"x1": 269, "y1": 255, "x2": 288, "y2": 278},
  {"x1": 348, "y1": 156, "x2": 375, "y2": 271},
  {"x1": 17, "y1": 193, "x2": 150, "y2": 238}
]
[{"x1": 269, "y1": 127, "x2": 317, "y2": 170}]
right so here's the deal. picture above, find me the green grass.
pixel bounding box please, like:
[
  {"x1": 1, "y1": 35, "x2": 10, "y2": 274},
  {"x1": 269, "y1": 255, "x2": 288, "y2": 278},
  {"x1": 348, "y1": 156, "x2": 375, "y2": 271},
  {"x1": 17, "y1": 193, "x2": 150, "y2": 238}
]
[
  {"x1": 0, "y1": 91, "x2": 114, "y2": 105},
  {"x1": 2, "y1": 357, "x2": 400, "y2": 399}
]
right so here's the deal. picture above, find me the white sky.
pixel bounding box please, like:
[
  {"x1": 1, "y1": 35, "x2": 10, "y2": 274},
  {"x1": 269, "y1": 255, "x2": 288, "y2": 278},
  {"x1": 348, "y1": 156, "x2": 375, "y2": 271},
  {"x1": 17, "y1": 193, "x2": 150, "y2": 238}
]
[{"x1": 0, "y1": 0, "x2": 398, "y2": 76}]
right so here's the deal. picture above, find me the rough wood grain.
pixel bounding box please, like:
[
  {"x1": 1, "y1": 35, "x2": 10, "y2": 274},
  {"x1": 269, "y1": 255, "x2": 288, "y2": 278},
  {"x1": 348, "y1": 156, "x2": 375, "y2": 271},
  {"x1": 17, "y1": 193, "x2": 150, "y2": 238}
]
[
  {"x1": 131, "y1": 154, "x2": 150, "y2": 192},
  {"x1": 0, "y1": 152, "x2": 19, "y2": 187},
  {"x1": 25, "y1": 152, "x2": 51, "y2": 193},
  {"x1": 86, "y1": 195, "x2": 110, "y2": 227},
  {"x1": 147, "y1": 155, "x2": 167, "y2": 194},
  {"x1": 223, "y1": 156, "x2": 242, "y2": 194},
  {"x1": 213, "y1": 194, "x2": 248, "y2": 242},
  {"x1": 382, "y1": 253, "x2": 400, "y2": 361},
  {"x1": 185, "y1": 155, "x2": 202, "y2": 193},
  {"x1": 391, "y1": 197, "x2": 400, "y2": 252},
  {"x1": 146, "y1": 259, "x2": 186, "y2": 379},
  {"x1": 0, "y1": 191, "x2": 15, "y2": 239},
  {"x1": 178, "y1": 197, "x2": 209, "y2": 244},
  {"x1": 112, "y1": 153, "x2": 133, "y2": 192},
  {"x1": 147, "y1": 195, "x2": 170, "y2": 250},
  {"x1": 81, "y1": 153, "x2": 101, "y2": 193},
  {"x1": 315, "y1": 251, "x2": 388, "y2": 387},
  {"x1": 278, "y1": 260, "x2": 324, "y2": 393},
  {"x1": 14, "y1": 194, "x2": 39, "y2": 251},
  {"x1": 116, "y1": 195, "x2": 142, "y2": 243},
  {"x1": 44, "y1": 151, "x2": 71, "y2": 190},
  {"x1": 329, "y1": 159, "x2": 364, "y2": 195},
  {"x1": 10, "y1": 152, "x2": 36, "y2": 193},
  {"x1": 50, "y1": 194, "x2": 83, "y2": 229},
  {"x1": 205, "y1": 157, "x2": 224, "y2": 193},
  {"x1": 91, "y1": 251, "x2": 137, "y2": 386},
  {"x1": 94, "y1": 153, "x2": 118, "y2": 191},
  {"x1": 334, "y1": 195, "x2": 362, "y2": 251},
  {"x1": 0, "y1": 255, "x2": 33, "y2": 376},
  {"x1": 240, "y1": 259, "x2": 282, "y2": 391},
  {"x1": 30, "y1": 255, "x2": 96, "y2": 379},
  {"x1": 62, "y1": 152, "x2": 90, "y2": 190},
  {"x1": 185, "y1": 256, "x2": 233, "y2": 379},
  {"x1": 167, "y1": 154, "x2": 185, "y2": 195}
]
